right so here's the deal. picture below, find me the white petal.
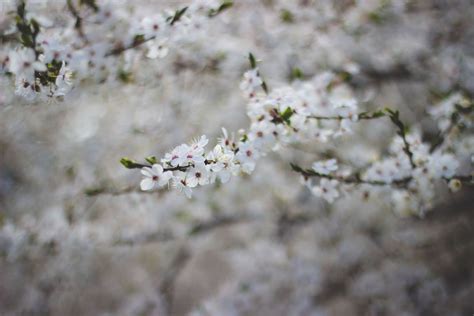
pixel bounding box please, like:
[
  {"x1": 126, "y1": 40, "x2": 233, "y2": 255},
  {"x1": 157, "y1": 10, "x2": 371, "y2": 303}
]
[
  {"x1": 219, "y1": 171, "x2": 231, "y2": 183},
  {"x1": 33, "y1": 61, "x2": 47, "y2": 72},
  {"x1": 152, "y1": 164, "x2": 163, "y2": 175},
  {"x1": 141, "y1": 167, "x2": 153, "y2": 177},
  {"x1": 140, "y1": 178, "x2": 155, "y2": 191},
  {"x1": 158, "y1": 171, "x2": 173, "y2": 186},
  {"x1": 184, "y1": 187, "x2": 193, "y2": 198},
  {"x1": 187, "y1": 177, "x2": 198, "y2": 188}
]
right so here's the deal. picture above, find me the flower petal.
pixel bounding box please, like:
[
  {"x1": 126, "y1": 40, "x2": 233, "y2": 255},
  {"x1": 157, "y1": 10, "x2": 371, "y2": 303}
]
[
  {"x1": 152, "y1": 164, "x2": 163, "y2": 175},
  {"x1": 141, "y1": 167, "x2": 153, "y2": 177},
  {"x1": 140, "y1": 178, "x2": 155, "y2": 191}
]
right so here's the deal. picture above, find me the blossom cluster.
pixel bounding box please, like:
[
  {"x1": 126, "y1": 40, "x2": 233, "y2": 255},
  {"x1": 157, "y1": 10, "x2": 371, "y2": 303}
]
[
  {"x1": 124, "y1": 60, "x2": 363, "y2": 196},
  {"x1": 124, "y1": 60, "x2": 472, "y2": 215},
  {"x1": 1, "y1": 0, "x2": 231, "y2": 101}
]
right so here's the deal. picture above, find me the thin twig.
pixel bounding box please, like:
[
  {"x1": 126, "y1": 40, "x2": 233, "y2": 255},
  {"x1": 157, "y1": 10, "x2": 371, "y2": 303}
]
[{"x1": 66, "y1": 0, "x2": 89, "y2": 44}]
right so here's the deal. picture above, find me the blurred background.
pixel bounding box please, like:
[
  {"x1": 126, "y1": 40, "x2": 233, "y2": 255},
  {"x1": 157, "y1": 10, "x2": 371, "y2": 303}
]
[{"x1": 1, "y1": 0, "x2": 474, "y2": 315}]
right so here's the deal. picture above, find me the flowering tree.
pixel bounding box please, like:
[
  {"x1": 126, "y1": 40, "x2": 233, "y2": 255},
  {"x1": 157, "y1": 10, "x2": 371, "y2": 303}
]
[
  {"x1": 1, "y1": 1, "x2": 474, "y2": 315},
  {"x1": 121, "y1": 54, "x2": 472, "y2": 216},
  {"x1": 1, "y1": 0, "x2": 231, "y2": 100}
]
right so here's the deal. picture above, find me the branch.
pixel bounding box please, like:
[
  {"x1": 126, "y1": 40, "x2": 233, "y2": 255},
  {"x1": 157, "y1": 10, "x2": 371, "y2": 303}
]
[
  {"x1": 308, "y1": 108, "x2": 415, "y2": 169},
  {"x1": 429, "y1": 101, "x2": 473, "y2": 153},
  {"x1": 385, "y1": 109, "x2": 416, "y2": 168},
  {"x1": 66, "y1": 0, "x2": 89, "y2": 43},
  {"x1": 290, "y1": 163, "x2": 411, "y2": 187},
  {"x1": 291, "y1": 163, "x2": 473, "y2": 189},
  {"x1": 248, "y1": 52, "x2": 269, "y2": 94},
  {"x1": 307, "y1": 108, "x2": 387, "y2": 121},
  {"x1": 159, "y1": 246, "x2": 190, "y2": 315}
]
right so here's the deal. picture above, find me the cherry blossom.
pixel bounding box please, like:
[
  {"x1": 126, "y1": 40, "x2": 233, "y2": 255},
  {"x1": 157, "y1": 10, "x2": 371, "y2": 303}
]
[{"x1": 140, "y1": 164, "x2": 173, "y2": 191}]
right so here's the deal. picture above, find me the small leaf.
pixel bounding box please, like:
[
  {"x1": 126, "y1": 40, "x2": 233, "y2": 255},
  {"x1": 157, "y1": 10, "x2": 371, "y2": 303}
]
[
  {"x1": 290, "y1": 163, "x2": 303, "y2": 173},
  {"x1": 84, "y1": 186, "x2": 106, "y2": 196},
  {"x1": 290, "y1": 67, "x2": 303, "y2": 81},
  {"x1": 117, "y1": 69, "x2": 133, "y2": 83},
  {"x1": 17, "y1": 1, "x2": 26, "y2": 19},
  {"x1": 30, "y1": 18, "x2": 40, "y2": 36},
  {"x1": 169, "y1": 7, "x2": 188, "y2": 25},
  {"x1": 79, "y1": 0, "x2": 99, "y2": 12},
  {"x1": 145, "y1": 156, "x2": 158, "y2": 165},
  {"x1": 120, "y1": 157, "x2": 137, "y2": 169},
  {"x1": 248, "y1": 52, "x2": 257, "y2": 69},
  {"x1": 280, "y1": 9, "x2": 294, "y2": 23},
  {"x1": 208, "y1": 1, "x2": 233, "y2": 17},
  {"x1": 261, "y1": 80, "x2": 269, "y2": 94},
  {"x1": 280, "y1": 107, "x2": 294, "y2": 124},
  {"x1": 133, "y1": 34, "x2": 145, "y2": 46}
]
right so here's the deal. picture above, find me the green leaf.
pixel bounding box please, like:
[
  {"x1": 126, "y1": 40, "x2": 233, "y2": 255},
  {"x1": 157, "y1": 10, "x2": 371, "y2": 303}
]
[
  {"x1": 248, "y1": 52, "x2": 257, "y2": 69},
  {"x1": 368, "y1": 11, "x2": 383, "y2": 24},
  {"x1": 84, "y1": 186, "x2": 106, "y2": 196},
  {"x1": 20, "y1": 33, "x2": 33, "y2": 47},
  {"x1": 17, "y1": 1, "x2": 26, "y2": 19},
  {"x1": 280, "y1": 107, "x2": 294, "y2": 124},
  {"x1": 290, "y1": 163, "x2": 303, "y2": 173},
  {"x1": 290, "y1": 67, "x2": 303, "y2": 81},
  {"x1": 30, "y1": 18, "x2": 40, "y2": 36},
  {"x1": 280, "y1": 9, "x2": 294, "y2": 23},
  {"x1": 120, "y1": 157, "x2": 137, "y2": 169},
  {"x1": 80, "y1": 0, "x2": 99, "y2": 12},
  {"x1": 145, "y1": 156, "x2": 158, "y2": 165},
  {"x1": 169, "y1": 7, "x2": 188, "y2": 25},
  {"x1": 208, "y1": 1, "x2": 233, "y2": 17},
  {"x1": 117, "y1": 70, "x2": 133, "y2": 83},
  {"x1": 133, "y1": 34, "x2": 145, "y2": 46},
  {"x1": 261, "y1": 80, "x2": 269, "y2": 94}
]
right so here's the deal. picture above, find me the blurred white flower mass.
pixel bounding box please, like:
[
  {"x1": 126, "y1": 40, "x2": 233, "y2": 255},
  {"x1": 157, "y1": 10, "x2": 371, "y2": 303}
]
[{"x1": 0, "y1": 0, "x2": 473, "y2": 316}]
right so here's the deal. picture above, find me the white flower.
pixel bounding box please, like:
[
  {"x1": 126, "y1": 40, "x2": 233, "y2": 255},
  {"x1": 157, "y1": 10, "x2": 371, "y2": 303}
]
[
  {"x1": 162, "y1": 144, "x2": 191, "y2": 167},
  {"x1": 311, "y1": 179, "x2": 340, "y2": 203},
  {"x1": 9, "y1": 48, "x2": 46, "y2": 82},
  {"x1": 218, "y1": 127, "x2": 236, "y2": 150},
  {"x1": 207, "y1": 145, "x2": 237, "y2": 183},
  {"x1": 140, "y1": 164, "x2": 172, "y2": 191},
  {"x1": 333, "y1": 119, "x2": 353, "y2": 137},
  {"x1": 448, "y1": 179, "x2": 462, "y2": 192},
  {"x1": 172, "y1": 172, "x2": 193, "y2": 198},
  {"x1": 248, "y1": 120, "x2": 279, "y2": 150},
  {"x1": 162, "y1": 136, "x2": 208, "y2": 168},
  {"x1": 391, "y1": 190, "x2": 419, "y2": 217},
  {"x1": 312, "y1": 159, "x2": 338, "y2": 175},
  {"x1": 141, "y1": 15, "x2": 166, "y2": 38},
  {"x1": 146, "y1": 38, "x2": 169, "y2": 59},
  {"x1": 236, "y1": 142, "x2": 259, "y2": 174},
  {"x1": 239, "y1": 69, "x2": 262, "y2": 94},
  {"x1": 54, "y1": 62, "x2": 74, "y2": 97},
  {"x1": 191, "y1": 135, "x2": 209, "y2": 151},
  {"x1": 186, "y1": 163, "x2": 210, "y2": 187},
  {"x1": 428, "y1": 153, "x2": 459, "y2": 178},
  {"x1": 313, "y1": 129, "x2": 334, "y2": 143}
]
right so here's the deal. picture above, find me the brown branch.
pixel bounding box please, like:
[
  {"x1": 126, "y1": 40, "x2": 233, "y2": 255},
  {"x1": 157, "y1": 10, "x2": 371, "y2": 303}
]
[
  {"x1": 290, "y1": 163, "x2": 412, "y2": 187},
  {"x1": 66, "y1": 0, "x2": 89, "y2": 44},
  {"x1": 159, "y1": 245, "x2": 191, "y2": 315}
]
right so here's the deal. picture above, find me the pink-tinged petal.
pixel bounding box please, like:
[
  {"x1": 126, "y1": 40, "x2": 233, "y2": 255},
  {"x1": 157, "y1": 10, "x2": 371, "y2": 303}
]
[
  {"x1": 159, "y1": 171, "x2": 173, "y2": 184},
  {"x1": 152, "y1": 164, "x2": 163, "y2": 174},
  {"x1": 184, "y1": 187, "x2": 193, "y2": 198},
  {"x1": 186, "y1": 177, "x2": 198, "y2": 188},
  {"x1": 140, "y1": 178, "x2": 155, "y2": 191},
  {"x1": 33, "y1": 61, "x2": 47, "y2": 72},
  {"x1": 219, "y1": 171, "x2": 231, "y2": 183},
  {"x1": 192, "y1": 156, "x2": 205, "y2": 163},
  {"x1": 141, "y1": 167, "x2": 153, "y2": 177}
]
